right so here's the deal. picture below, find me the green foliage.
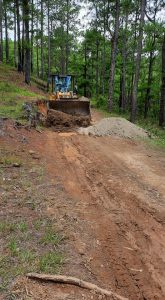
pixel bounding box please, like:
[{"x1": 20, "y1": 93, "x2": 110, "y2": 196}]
[
  {"x1": 0, "y1": 82, "x2": 38, "y2": 97},
  {"x1": 0, "y1": 64, "x2": 42, "y2": 120},
  {"x1": 0, "y1": 219, "x2": 64, "y2": 288},
  {"x1": 0, "y1": 101, "x2": 23, "y2": 119},
  {"x1": 0, "y1": 0, "x2": 164, "y2": 126},
  {"x1": 8, "y1": 239, "x2": 18, "y2": 256},
  {"x1": 0, "y1": 222, "x2": 16, "y2": 234},
  {"x1": 17, "y1": 222, "x2": 28, "y2": 233},
  {"x1": 137, "y1": 119, "x2": 165, "y2": 149},
  {"x1": 39, "y1": 252, "x2": 63, "y2": 273},
  {"x1": 0, "y1": 155, "x2": 22, "y2": 166},
  {"x1": 40, "y1": 228, "x2": 64, "y2": 246},
  {"x1": 92, "y1": 95, "x2": 108, "y2": 110}
]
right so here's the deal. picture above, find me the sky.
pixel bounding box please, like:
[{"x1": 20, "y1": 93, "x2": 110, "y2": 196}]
[{"x1": 7, "y1": 1, "x2": 165, "y2": 41}]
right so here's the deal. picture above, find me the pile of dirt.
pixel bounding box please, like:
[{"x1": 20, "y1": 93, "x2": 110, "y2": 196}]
[
  {"x1": 78, "y1": 117, "x2": 149, "y2": 139},
  {"x1": 46, "y1": 109, "x2": 90, "y2": 128}
]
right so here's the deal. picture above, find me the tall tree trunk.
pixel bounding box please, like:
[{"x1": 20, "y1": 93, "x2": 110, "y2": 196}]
[
  {"x1": 108, "y1": 0, "x2": 120, "y2": 112},
  {"x1": 130, "y1": 0, "x2": 146, "y2": 123},
  {"x1": 36, "y1": 41, "x2": 39, "y2": 77},
  {"x1": 48, "y1": 0, "x2": 50, "y2": 79},
  {"x1": 60, "y1": 25, "x2": 65, "y2": 74},
  {"x1": 144, "y1": 3, "x2": 157, "y2": 119},
  {"x1": 23, "y1": 0, "x2": 30, "y2": 84},
  {"x1": 0, "y1": 0, "x2": 3, "y2": 62},
  {"x1": 15, "y1": 0, "x2": 22, "y2": 72},
  {"x1": 60, "y1": 45, "x2": 65, "y2": 74},
  {"x1": 95, "y1": 4, "x2": 99, "y2": 101},
  {"x1": 144, "y1": 48, "x2": 155, "y2": 118},
  {"x1": 66, "y1": 0, "x2": 69, "y2": 74},
  {"x1": 96, "y1": 39, "x2": 99, "y2": 100},
  {"x1": 22, "y1": 14, "x2": 25, "y2": 72},
  {"x1": 159, "y1": 34, "x2": 165, "y2": 127},
  {"x1": 31, "y1": 0, "x2": 34, "y2": 73},
  {"x1": 129, "y1": 9, "x2": 138, "y2": 108},
  {"x1": 36, "y1": 0, "x2": 39, "y2": 77},
  {"x1": 84, "y1": 42, "x2": 87, "y2": 97},
  {"x1": 119, "y1": 13, "x2": 128, "y2": 112},
  {"x1": 14, "y1": 1, "x2": 17, "y2": 67},
  {"x1": 47, "y1": 0, "x2": 51, "y2": 91},
  {"x1": 102, "y1": 0, "x2": 106, "y2": 96},
  {"x1": 41, "y1": 0, "x2": 44, "y2": 78},
  {"x1": 4, "y1": 5, "x2": 9, "y2": 63}
]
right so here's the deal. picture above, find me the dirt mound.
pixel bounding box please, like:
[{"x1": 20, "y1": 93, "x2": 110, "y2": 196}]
[
  {"x1": 78, "y1": 117, "x2": 149, "y2": 139},
  {"x1": 46, "y1": 109, "x2": 90, "y2": 128}
]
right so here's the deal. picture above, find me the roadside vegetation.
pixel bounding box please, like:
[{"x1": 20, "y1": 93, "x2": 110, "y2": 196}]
[
  {"x1": 0, "y1": 64, "x2": 44, "y2": 120},
  {"x1": 0, "y1": 146, "x2": 64, "y2": 293}
]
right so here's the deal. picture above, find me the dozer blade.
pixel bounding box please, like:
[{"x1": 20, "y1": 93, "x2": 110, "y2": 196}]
[{"x1": 48, "y1": 99, "x2": 90, "y2": 116}]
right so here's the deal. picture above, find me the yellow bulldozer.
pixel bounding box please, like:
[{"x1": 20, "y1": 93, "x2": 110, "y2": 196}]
[{"x1": 48, "y1": 74, "x2": 90, "y2": 117}]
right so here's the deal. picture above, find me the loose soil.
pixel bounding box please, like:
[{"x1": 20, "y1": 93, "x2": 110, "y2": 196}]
[
  {"x1": 46, "y1": 109, "x2": 90, "y2": 128},
  {"x1": 0, "y1": 110, "x2": 165, "y2": 300}
]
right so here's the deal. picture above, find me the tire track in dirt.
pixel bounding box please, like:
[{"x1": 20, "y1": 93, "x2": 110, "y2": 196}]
[
  {"x1": 72, "y1": 136, "x2": 165, "y2": 298},
  {"x1": 29, "y1": 130, "x2": 165, "y2": 299}
]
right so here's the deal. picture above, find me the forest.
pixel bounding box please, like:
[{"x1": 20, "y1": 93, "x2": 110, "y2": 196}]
[{"x1": 0, "y1": 0, "x2": 165, "y2": 125}]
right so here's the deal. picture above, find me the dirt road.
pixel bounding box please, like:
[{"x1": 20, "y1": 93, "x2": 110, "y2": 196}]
[{"x1": 1, "y1": 116, "x2": 165, "y2": 299}]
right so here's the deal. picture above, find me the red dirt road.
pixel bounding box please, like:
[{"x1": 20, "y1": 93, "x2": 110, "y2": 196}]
[
  {"x1": 23, "y1": 127, "x2": 165, "y2": 299},
  {"x1": 1, "y1": 117, "x2": 165, "y2": 299}
]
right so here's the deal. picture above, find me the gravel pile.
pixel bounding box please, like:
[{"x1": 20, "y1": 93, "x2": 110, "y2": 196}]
[{"x1": 78, "y1": 117, "x2": 149, "y2": 139}]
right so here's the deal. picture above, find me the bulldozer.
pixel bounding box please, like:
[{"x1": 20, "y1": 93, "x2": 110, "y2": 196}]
[
  {"x1": 48, "y1": 74, "x2": 90, "y2": 117},
  {"x1": 36, "y1": 74, "x2": 90, "y2": 128}
]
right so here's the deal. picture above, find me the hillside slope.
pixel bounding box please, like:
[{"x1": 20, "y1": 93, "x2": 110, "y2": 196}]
[{"x1": 0, "y1": 63, "x2": 45, "y2": 119}]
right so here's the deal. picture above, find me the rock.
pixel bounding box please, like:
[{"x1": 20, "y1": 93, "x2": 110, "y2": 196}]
[
  {"x1": 29, "y1": 150, "x2": 40, "y2": 159},
  {"x1": 20, "y1": 136, "x2": 28, "y2": 144},
  {"x1": 77, "y1": 241, "x2": 86, "y2": 255},
  {"x1": 12, "y1": 174, "x2": 18, "y2": 179},
  {"x1": 29, "y1": 150, "x2": 36, "y2": 155},
  {"x1": 32, "y1": 154, "x2": 40, "y2": 160},
  {"x1": 12, "y1": 163, "x2": 21, "y2": 168}
]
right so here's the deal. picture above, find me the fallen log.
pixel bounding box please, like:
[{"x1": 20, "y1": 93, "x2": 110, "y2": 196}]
[{"x1": 27, "y1": 273, "x2": 128, "y2": 300}]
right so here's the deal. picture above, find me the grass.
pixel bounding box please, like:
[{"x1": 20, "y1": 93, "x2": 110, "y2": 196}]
[
  {"x1": 40, "y1": 227, "x2": 64, "y2": 246},
  {"x1": 0, "y1": 63, "x2": 44, "y2": 120},
  {"x1": 0, "y1": 220, "x2": 64, "y2": 290},
  {"x1": 17, "y1": 222, "x2": 28, "y2": 233},
  {"x1": 137, "y1": 119, "x2": 165, "y2": 149},
  {"x1": 8, "y1": 239, "x2": 18, "y2": 256},
  {"x1": 0, "y1": 82, "x2": 37, "y2": 97},
  {"x1": 0, "y1": 222, "x2": 16, "y2": 234},
  {"x1": 0, "y1": 148, "x2": 64, "y2": 291},
  {"x1": 39, "y1": 252, "x2": 63, "y2": 273},
  {"x1": 0, "y1": 82, "x2": 37, "y2": 120},
  {"x1": 0, "y1": 155, "x2": 22, "y2": 166}
]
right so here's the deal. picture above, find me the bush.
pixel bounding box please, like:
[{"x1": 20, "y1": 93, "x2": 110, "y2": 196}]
[{"x1": 91, "y1": 95, "x2": 108, "y2": 110}]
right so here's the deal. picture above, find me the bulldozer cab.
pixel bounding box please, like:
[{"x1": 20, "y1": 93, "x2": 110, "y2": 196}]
[{"x1": 51, "y1": 74, "x2": 77, "y2": 98}]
